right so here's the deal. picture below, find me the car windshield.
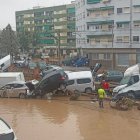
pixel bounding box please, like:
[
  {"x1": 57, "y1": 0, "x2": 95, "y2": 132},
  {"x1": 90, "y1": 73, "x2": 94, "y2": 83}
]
[{"x1": 120, "y1": 76, "x2": 131, "y2": 85}]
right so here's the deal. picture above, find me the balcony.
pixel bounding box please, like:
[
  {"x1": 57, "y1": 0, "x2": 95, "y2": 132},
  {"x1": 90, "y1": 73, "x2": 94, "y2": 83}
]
[
  {"x1": 86, "y1": 15, "x2": 114, "y2": 23},
  {"x1": 86, "y1": 43, "x2": 112, "y2": 48},
  {"x1": 87, "y1": 29, "x2": 112, "y2": 36},
  {"x1": 114, "y1": 42, "x2": 140, "y2": 48}
]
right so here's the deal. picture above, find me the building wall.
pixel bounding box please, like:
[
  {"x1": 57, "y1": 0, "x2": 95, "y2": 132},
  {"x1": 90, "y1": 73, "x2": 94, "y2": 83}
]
[
  {"x1": 15, "y1": 4, "x2": 76, "y2": 55},
  {"x1": 75, "y1": 0, "x2": 140, "y2": 68}
]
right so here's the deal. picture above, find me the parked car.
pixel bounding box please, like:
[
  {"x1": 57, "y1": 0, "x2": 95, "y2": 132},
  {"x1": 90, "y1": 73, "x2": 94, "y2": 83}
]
[
  {"x1": 13, "y1": 59, "x2": 25, "y2": 68},
  {"x1": 33, "y1": 69, "x2": 68, "y2": 97},
  {"x1": 66, "y1": 71, "x2": 95, "y2": 93},
  {"x1": 73, "y1": 57, "x2": 89, "y2": 67},
  {"x1": 0, "y1": 117, "x2": 17, "y2": 140},
  {"x1": 103, "y1": 70, "x2": 123, "y2": 82},
  {"x1": 0, "y1": 81, "x2": 29, "y2": 98}
]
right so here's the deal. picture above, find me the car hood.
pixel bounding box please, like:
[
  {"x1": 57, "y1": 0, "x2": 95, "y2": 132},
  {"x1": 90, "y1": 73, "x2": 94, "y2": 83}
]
[{"x1": 113, "y1": 84, "x2": 127, "y2": 93}]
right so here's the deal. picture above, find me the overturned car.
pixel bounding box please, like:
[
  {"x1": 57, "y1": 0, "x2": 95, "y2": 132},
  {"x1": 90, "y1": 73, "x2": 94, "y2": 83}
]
[{"x1": 32, "y1": 69, "x2": 68, "y2": 97}]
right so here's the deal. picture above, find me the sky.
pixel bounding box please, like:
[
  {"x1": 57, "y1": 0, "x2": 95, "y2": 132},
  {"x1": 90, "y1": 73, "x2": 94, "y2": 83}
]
[{"x1": 0, "y1": 0, "x2": 72, "y2": 30}]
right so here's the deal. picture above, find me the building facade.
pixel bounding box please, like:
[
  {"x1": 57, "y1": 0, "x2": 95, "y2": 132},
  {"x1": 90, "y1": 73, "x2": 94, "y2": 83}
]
[
  {"x1": 76, "y1": 0, "x2": 140, "y2": 70},
  {"x1": 15, "y1": 3, "x2": 76, "y2": 56}
]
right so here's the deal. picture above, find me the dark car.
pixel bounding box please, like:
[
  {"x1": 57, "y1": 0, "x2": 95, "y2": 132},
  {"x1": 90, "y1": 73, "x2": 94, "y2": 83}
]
[
  {"x1": 33, "y1": 69, "x2": 68, "y2": 97},
  {"x1": 104, "y1": 70, "x2": 123, "y2": 82},
  {"x1": 40, "y1": 65, "x2": 63, "y2": 77},
  {"x1": 73, "y1": 57, "x2": 89, "y2": 67}
]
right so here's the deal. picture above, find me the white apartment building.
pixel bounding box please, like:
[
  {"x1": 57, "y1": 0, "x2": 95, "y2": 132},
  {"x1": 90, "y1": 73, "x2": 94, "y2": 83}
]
[{"x1": 75, "y1": 0, "x2": 140, "y2": 69}]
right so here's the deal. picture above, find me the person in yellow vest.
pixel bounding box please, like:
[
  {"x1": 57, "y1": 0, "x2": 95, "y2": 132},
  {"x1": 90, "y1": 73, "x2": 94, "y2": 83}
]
[{"x1": 97, "y1": 86, "x2": 106, "y2": 108}]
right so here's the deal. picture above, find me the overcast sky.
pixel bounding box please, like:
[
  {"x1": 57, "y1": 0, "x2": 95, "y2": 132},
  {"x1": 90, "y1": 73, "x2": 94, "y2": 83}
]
[{"x1": 0, "y1": 0, "x2": 72, "y2": 30}]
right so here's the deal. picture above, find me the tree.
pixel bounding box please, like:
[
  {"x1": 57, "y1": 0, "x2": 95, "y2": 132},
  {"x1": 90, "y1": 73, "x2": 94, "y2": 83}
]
[
  {"x1": 0, "y1": 24, "x2": 19, "y2": 57},
  {"x1": 18, "y1": 30, "x2": 31, "y2": 53},
  {"x1": 18, "y1": 30, "x2": 40, "y2": 53}
]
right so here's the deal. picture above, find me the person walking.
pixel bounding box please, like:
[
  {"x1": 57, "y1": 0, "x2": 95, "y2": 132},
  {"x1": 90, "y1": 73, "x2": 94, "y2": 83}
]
[{"x1": 97, "y1": 86, "x2": 106, "y2": 108}]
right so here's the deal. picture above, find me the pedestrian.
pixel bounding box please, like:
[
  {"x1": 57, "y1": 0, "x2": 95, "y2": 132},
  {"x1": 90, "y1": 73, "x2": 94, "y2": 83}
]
[
  {"x1": 101, "y1": 80, "x2": 111, "y2": 96},
  {"x1": 97, "y1": 86, "x2": 106, "y2": 108}
]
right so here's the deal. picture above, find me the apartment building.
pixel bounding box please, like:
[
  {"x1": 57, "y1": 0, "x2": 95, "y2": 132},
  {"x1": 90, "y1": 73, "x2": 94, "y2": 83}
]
[
  {"x1": 76, "y1": 0, "x2": 140, "y2": 69},
  {"x1": 15, "y1": 3, "x2": 76, "y2": 56}
]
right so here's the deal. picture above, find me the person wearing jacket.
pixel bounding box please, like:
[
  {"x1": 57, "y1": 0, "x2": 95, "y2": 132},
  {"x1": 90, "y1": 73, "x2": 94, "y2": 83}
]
[{"x1": 97, "y1": 86, "x2": 106, "y2": 108}]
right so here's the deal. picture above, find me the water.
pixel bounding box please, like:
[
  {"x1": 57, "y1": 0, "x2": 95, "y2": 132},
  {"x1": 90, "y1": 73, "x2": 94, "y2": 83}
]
[{"x1": 0, "y1": 97, "x2": 140, "y2": 140}]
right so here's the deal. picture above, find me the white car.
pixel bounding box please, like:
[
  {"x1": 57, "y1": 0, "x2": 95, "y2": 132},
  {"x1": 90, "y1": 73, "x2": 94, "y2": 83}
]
[
  {"x1": 0, "y1": 118, "x2": 17, "y2": 140},
  {"x1": 0, "y1": 81, "x2": 29, "y2": 98}
]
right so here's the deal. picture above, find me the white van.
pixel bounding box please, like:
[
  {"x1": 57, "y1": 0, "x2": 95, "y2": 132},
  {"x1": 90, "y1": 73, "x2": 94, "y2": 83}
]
[
  {"x1": 113, "y1": 63, "x2": 140, "y2": 99},
  {"x1": 0, "y1": 72, "x2": 25, "y2": 87},
  {"x1": 66, "y1": 71, "x2": 95, "y2": 93}
]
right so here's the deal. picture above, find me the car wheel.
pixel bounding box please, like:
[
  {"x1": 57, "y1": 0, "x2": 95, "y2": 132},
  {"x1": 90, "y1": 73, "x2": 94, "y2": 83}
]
[
  {"x1": 19, "y1": 93, "x2": 26, "y2": 99},
  {"x1": 59, "y1": 84, "x2": 66, "y2": 90},
  {"x1": 127, "y1": 91, "x2": 135, "y2": 100},
  {"x1": 2, "y1": 91, "x2": 7, "y2": 98},
  {"x1": 85, "y1": 88, "x2": 92, "y2": 94}
]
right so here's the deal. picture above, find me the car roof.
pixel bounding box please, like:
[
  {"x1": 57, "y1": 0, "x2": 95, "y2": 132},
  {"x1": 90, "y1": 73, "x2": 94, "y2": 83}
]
[
  {"x1": 67, "y1": 71, "x2": 92, "y2": 80},
  {"x1": 7, "y1": 81, "x2": 26, "y2": 85},
  {"x1": 41, "y1": 69, "x2": 65, "y2": 80}
]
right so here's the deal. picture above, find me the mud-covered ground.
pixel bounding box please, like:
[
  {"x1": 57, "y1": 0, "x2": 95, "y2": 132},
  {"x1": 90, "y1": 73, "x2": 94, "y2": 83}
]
[{"x1": 0, "y1": 96, "x2": 140, "y2": 140}]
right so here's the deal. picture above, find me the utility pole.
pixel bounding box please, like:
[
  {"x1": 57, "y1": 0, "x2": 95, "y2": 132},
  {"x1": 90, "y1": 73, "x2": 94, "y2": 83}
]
[
  {"x1": 57, "y1": 29, "x2": 61, "y2": 66},
  {"x1": 111, "y1": 24, "x2": 114, "y2": 70},
  {"x1": 130, "y1": 0, "x2": 133, "y2": 48}
]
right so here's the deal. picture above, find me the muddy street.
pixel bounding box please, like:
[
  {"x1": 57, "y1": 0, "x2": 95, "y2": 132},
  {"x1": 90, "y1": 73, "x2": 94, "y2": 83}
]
[{"x1": 0, "y1": 97, "x2": 140, "y2": 140}]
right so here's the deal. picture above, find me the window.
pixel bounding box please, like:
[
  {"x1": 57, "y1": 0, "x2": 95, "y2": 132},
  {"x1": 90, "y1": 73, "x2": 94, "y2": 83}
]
[
  {"x1": 123, "y1": 36, "x2": 129, "y2": 43},
  {"x1": 67, "y1": 80, "x2": 74, "y2": 85},
  {"x1": 116, "y1": 36, "x2": 123, "y2": 42},
  {"x1": 92, "y1": 54, "x2": 99, "y2": 60},
  {"x1": 104, "y1": 53, "x2": 111, "y2": 60},
  {"x1": 87, "y1": 39, "x2": 89, "y2": 43},
  {"x1": 123, "y1": 7, "x2": 130, "y2": 13},
  {"x1": 4, "y1": 85, "x2": 11, "y2": 89},
  {"x1": 1, "y1": 63, "x2": 5, "y2": 68},
  {"x1": 13, "y1": 84, "x2": 24, "y2": 88},
  {"x1": 133, "y1": 36, "x2": 139, "y2": 42},
  {"x1": 136, "y1": 54, "x2": 140, "y2": 63},
  {"x1": 117, "y1": 8, "x2": 123, "y2": 14},
  {"x1": 77, "y1": 78, "x2": 91, "y2": 84},
  {"x1": 123, "y1": 23, "x2": 129, "y2": 28},
  {"x1": 117, "y1": 54, "x2": 129, "y2": 66},
  {"x1": 117, "y1": 23, "x2": 122, "y2": 28}
]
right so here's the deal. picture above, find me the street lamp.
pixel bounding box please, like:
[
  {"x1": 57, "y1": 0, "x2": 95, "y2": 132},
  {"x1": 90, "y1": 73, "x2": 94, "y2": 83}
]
[
  {"x1": 111, "y1": 24, "x2": 114, "y2": 70},
  {"x1": 72, "y1": 32, "x2": 83, "y2": 56},
  {"x1": 130, "y1": 0, "x2": 133, "y2": 48},
  {"x1": 46, "y1": 30, "x2": 61, "y2": 65}
]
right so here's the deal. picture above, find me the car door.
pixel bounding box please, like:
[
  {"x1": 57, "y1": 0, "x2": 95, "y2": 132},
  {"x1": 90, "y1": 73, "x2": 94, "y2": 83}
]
[
  {"x1": 7, "y1": 84, "x2": 15, "y2": 97},
  {"x1": 48, "y1": 74, "x2": 60, "y2": 91},
  {"x1": 12, "y1": 84, "x2": 23, "y2": 97},
  {"x1": 76, "y1": 78, "x2": 92, "y2": 92},
  {"x1": 66, "y1": 80, "x2": 75, "y2": 91}
]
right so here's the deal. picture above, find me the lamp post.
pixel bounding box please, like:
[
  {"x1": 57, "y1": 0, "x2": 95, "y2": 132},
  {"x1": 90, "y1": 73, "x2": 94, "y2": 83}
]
[
  {"x1": 46, "y1": 30, "x2": 61, "y2": 65},
  {"x1": 111, "y1": 24, "x2": 114, "y2": 70},
  {"x1": 130, "y1": 0, "x2": 133, "y2": 48},
  {"x1": 72, "y1": 32, "x2": 83, "y2": 56}
]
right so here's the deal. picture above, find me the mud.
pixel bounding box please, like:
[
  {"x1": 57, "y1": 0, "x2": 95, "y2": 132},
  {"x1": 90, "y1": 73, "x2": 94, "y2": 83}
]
[{"x1": 0, "y1": 97, "x2": 140, "y2": 140}]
